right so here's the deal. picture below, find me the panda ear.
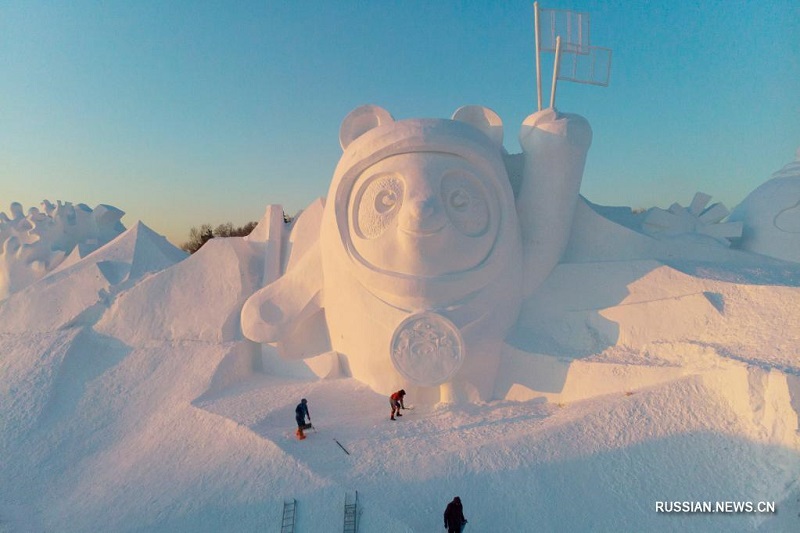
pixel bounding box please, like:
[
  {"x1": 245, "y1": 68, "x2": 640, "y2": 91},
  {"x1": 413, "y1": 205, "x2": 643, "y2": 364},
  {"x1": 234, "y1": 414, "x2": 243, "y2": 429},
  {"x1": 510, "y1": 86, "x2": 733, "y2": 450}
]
[
  {"x1": 452, "y1": 106, "x2": 503, "y2": 147},
  {"x1": 339, "y1": 105, "x2": 394, "y2": 150}
]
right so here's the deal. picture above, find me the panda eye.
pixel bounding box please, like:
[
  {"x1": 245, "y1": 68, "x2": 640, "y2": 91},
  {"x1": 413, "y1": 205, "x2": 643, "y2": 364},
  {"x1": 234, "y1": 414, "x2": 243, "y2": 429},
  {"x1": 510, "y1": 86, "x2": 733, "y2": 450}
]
[
  {"x1": 352, "y1": 173, "x2": 404, "y2": 239},
  {"x1": 375, "y1": 190, "x2": 398, "y2": 214},
  {"x1": 441, "y1": 172, "x2": 490, "y2": 237}
]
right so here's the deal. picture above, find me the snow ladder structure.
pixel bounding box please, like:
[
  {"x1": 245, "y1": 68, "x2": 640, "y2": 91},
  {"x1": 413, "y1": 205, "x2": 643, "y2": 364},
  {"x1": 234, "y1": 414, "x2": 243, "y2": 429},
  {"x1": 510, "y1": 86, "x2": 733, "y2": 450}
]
[
  {"x1": 343, "y1": 491, "x2": 359, "y2": 533},
  {"x1": 281, "y1": 498, "x2": 297, "y2": 533}
]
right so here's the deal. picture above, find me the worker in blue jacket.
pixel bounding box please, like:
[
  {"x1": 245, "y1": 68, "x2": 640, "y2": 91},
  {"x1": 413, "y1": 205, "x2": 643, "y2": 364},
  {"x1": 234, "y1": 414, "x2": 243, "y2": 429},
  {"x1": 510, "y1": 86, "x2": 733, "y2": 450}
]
[{"x1": 295, "y1": 398, "x2": 311, "y2": 440}]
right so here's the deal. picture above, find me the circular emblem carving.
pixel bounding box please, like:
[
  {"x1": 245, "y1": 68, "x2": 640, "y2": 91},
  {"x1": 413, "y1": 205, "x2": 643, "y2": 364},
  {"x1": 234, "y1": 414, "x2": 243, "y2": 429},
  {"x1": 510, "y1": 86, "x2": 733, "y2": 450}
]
[{"x1": 390, "y1": 312, "x2": 464, "y2": 386}]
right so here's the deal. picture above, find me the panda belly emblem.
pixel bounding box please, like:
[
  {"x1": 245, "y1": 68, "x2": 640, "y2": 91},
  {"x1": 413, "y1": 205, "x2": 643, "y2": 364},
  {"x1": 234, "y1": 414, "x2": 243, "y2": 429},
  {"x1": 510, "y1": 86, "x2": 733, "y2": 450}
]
[{"x1": 390, "y1": 312, "x2": 464, "y2": 386}]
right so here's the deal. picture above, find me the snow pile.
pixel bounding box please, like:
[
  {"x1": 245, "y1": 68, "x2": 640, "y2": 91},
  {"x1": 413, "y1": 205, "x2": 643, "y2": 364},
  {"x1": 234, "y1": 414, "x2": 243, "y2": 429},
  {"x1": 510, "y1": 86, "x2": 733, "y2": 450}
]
[
  {"x1": 0, "y1": 222, "x2": 186, "y2": 334},
  {"x1": 97, "y1": 236, "x2": 260, "y2": 345}
]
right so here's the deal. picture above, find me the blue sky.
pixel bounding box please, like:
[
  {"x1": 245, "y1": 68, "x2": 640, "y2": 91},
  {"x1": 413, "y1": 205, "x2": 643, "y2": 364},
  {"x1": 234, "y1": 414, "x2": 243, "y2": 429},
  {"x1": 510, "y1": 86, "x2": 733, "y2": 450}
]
[{"x1": 2, "y1": 0, "x2": 798, "y2": 245}]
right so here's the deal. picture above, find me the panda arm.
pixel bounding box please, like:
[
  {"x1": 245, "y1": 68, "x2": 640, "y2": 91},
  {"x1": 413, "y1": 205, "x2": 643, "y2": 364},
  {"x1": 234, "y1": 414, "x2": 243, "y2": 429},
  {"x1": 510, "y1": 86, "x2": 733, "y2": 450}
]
[
  {"x1": 241, "y1": 242, "x2": 323, "y2": 344},
  {"x1": 515, "y1": 108, "x2": 592, "y2": 297}
]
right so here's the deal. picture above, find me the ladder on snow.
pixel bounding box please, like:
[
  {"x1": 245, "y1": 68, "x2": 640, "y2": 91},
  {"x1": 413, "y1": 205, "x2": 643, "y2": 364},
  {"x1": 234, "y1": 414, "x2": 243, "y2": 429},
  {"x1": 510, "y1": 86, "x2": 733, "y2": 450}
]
[
  {"x1": 281, "y1": 499, "x2": 296, "y2": 533},
  {"x1": 343, "y1": 491, "x2": 358, "y2": 533}
]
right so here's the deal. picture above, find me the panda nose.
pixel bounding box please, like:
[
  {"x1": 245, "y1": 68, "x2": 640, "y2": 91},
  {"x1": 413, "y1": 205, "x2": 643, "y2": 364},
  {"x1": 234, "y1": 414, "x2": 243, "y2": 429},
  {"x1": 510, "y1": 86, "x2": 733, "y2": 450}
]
[
  {"x1": 410, "y1": 199, "x2": 434, "y2": 220},
  {"x1": 402, "y1": 195, "x2": 446, "y2": 235}
]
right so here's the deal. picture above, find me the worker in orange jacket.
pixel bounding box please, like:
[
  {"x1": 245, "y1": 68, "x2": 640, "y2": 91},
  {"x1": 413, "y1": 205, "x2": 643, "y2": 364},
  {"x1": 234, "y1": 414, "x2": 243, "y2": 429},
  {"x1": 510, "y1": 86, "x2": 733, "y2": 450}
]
[{"x1": 389, "y1": 389, "x2": 406, "y2": 420}]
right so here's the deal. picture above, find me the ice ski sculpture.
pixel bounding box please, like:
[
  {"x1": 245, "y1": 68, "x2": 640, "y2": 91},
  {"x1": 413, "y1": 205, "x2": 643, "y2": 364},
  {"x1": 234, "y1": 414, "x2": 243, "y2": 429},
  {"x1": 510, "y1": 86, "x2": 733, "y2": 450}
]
[
  {"x1": 242, "y1": 105, "x2": 591, "y2": 402},
  {"x1": 640, "y1": 192, "x2": 742, "y2": 246},
  {"x1": 1, "y1": 200, "x2": 125, "y2": 299}
]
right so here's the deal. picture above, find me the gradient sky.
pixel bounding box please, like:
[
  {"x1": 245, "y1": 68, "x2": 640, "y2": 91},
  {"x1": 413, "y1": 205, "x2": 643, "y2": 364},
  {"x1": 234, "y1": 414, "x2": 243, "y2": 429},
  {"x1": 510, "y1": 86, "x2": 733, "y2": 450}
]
[{"x1": 2, "y1": 0, "x2": 798, "y2": 246}]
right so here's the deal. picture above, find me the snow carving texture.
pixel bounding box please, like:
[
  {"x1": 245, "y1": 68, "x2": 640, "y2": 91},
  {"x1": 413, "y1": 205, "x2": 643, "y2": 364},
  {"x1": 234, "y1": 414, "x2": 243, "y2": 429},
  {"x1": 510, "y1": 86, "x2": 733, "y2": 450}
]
[
  {"x1": 390, "y1": 312, "x2": 464, "y2": 386},
  {"x1": 729, "y1": 149, "x2": 800, "y2": 262},
  {"x1": 353, "y1": 175, "x2": 404, "y2": 239},
  {"x1": 0, "y1": 200, "x2": 125, "y2": 299},
  {"x1": 641, "y1": 192, "x2": 742, "y2": 246},
  {"x1": 242, "y1": 104, "x2": 592, "y2": 402}
]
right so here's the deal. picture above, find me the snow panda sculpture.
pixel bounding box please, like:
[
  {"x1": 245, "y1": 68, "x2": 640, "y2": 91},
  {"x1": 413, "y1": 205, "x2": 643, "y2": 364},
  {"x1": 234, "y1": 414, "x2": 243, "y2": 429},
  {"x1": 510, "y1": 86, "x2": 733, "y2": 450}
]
[{"x1": 242, "y1": 105, "x2": 592, "y2": 402}]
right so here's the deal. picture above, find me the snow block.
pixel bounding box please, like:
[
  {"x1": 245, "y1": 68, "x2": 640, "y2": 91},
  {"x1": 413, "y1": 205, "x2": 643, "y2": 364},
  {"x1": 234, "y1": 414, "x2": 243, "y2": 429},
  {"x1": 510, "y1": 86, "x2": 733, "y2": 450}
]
[
  {"x1": 497, "y1": 345, "x2": 690, "y2": 403},
  {"x1": 511, "y1": 261, "x2": 730, "y2": 359},
  {"x1": 0, "y1": 222, "x2": 185, "y2": 333},
  {"x1": 97, "y1": 236, "x2": 262, "y2": 344}
]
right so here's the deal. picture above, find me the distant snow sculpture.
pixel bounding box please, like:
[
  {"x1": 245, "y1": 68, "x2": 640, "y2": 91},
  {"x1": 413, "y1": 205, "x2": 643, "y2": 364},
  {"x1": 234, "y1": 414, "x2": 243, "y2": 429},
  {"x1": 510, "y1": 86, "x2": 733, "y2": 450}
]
[
  {"x1": 729, "y1": 147, "x2": 800, "y2": 262},
  {"x1": 640, "y1": 192, "x2": 743, "y2": 246},
  {"x1": 0, "y1": 200, "x2": 125, "y2": 299},
  {"x1": 242, "y1": 105, "x2": 592, "y2": 402}
]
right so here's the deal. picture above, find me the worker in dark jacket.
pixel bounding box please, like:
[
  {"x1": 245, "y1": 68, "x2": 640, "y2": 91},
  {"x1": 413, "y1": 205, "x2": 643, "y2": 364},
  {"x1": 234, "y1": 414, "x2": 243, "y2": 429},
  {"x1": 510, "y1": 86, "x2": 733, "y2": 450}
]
[
  {"x1": 389, "y1": 389, "x2": 406, "y2": 420},
  {"x1": 295, "y1": 398, "x2": 311, "y2": 440},
  {"x1": 443, "y1": 496, "x2": 467, "y2": 533}
]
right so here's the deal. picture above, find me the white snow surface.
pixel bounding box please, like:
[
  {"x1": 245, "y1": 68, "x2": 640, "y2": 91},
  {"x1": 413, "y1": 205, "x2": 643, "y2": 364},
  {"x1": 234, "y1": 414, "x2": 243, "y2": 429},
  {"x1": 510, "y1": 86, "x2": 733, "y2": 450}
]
[{"x1": 2, "y1": 215, "x2": 800, "y2": 532}]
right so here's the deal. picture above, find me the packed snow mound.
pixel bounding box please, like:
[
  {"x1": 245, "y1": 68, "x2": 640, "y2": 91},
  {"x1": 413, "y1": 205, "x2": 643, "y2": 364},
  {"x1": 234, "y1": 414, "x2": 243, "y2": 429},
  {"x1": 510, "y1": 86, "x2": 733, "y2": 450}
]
[
  {"x1": 566, "y1": 196, "x2": 766, "y2": 265},
  {"x1": 199, "y1": 365, "x2": 800, "y2": 532},
  {"x1": 97, "y1": 236, "x2": 263, "y2": 344},
  {"x1": 0, "y1": 222, "x2": 186, "y2": 334},
  {"x1": 3, "y1": 328, "x2": 799, "y2": 531},
  {"x1": 0, "y1": 200, "x2": 125, "y2": 300},
  {"x1": 0, "y1": 332, "x2": 275, "y2": 532},
  {"x1": 729, "y1": 149, "x2": 800, "y2": 263},
  {"x1": 499, "y1": 257, "x2": 800, "y2": 404},
  {"x1": 510, "y1": 260, "x2": 800, "y2": 361}
]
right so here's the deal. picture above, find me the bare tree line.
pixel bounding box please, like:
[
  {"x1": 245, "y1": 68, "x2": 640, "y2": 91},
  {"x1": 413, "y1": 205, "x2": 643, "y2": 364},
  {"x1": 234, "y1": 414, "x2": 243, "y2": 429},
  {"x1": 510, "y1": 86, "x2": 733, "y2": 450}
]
[{"x1": 181, "y1": 213, "x2": 293, "y2": 254}]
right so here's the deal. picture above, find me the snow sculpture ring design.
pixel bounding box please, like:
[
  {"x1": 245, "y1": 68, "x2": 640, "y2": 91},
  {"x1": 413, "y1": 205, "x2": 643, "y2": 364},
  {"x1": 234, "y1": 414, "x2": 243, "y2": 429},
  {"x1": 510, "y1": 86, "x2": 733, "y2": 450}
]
[{"x1": 390, "y1": 312, "x2": 464, "y2": 386}]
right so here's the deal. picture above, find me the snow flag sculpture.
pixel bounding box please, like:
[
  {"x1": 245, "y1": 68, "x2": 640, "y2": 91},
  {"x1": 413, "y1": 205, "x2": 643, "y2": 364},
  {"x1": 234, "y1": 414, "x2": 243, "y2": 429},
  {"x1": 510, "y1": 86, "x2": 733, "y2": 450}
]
[
  {"x1": 534, "y1": 2, "x2": 612, "y2": 109},
  {"x1": 242, "y1": 104, "x2": 592, "y2": 402}
]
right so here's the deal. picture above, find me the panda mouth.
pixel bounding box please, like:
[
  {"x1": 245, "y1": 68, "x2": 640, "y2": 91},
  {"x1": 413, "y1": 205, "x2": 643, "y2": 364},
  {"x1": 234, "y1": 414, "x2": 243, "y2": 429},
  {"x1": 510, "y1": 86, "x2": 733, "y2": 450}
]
[{"x1": 399, "y1": 224, "x2": 446, "y2": 237}]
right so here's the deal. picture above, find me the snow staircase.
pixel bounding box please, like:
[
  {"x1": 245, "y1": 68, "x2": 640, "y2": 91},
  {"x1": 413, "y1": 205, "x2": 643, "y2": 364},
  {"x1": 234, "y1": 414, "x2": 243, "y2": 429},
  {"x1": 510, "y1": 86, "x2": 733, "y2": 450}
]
[
  {"x1": 343, "y1": 491, "x2": 358, "y2": 533},
  {"x1": 281, "y1": 498, "x2": 296, "y2": 533}
]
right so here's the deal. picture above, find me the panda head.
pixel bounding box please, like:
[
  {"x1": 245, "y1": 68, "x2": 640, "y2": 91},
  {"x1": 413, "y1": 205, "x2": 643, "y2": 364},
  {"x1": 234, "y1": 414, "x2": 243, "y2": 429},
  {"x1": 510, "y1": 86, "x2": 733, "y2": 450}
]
[{"x1": 328, "y1": 105, "x2": 516, "y2": 282}]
